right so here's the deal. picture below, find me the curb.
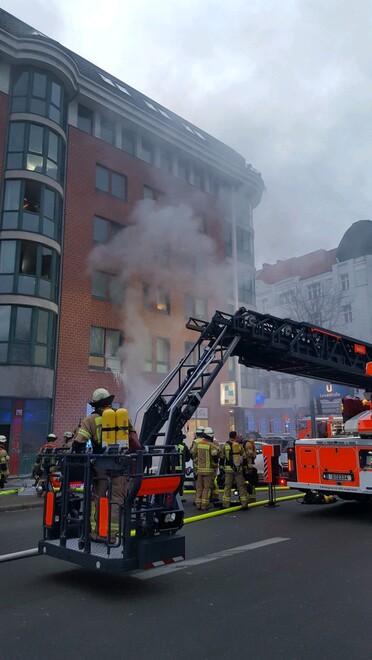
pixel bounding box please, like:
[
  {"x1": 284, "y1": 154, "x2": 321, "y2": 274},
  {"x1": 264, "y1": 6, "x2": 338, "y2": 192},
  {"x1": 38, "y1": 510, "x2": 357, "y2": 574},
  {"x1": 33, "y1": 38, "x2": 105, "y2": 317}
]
[{"x1": 1, "y1": 501, "x2": 44, "y2": 513}]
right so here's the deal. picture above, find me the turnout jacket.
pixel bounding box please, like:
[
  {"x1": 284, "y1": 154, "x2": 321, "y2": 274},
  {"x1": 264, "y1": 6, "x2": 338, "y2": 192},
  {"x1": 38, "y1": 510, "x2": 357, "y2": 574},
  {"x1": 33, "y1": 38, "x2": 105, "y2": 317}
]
[
  {"x1": 191, "y1": 438, "x2": 219, "y2": 475},
  {"x1": 74, "y1": 407, "x2": 141, "y2": 453}
]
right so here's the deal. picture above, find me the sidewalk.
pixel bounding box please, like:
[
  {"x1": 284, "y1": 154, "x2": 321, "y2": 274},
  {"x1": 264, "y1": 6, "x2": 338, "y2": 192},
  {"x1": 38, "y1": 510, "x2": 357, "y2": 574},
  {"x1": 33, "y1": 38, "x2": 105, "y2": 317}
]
[{"x1": 0, "y1": 479, "x2": 44, "y2": 512}]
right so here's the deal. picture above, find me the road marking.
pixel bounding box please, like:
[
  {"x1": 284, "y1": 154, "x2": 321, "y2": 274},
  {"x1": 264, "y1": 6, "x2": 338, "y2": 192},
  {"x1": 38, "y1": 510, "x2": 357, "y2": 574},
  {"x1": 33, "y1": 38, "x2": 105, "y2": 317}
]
[{"x1": 132, "y1": 537, "x2": 290, "y2": 580}]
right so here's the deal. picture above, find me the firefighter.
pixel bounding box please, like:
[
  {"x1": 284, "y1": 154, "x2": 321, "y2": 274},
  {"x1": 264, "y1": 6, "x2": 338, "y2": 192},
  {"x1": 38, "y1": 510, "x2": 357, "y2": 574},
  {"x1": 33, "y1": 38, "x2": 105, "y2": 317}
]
[
  {"x1": 0, "y1": 436, "x2": 9, "y2": 488},
  {"x1": 244, "y1": 435, "x2": 258, "y2": 503},
  {"x1": 32, "y1": 433, "x2": 58, "y2": 486},
  {"x1": 210, "y1": 430, "x2": 221, "y2": 508},
  {"x1": 191, "y1": 426, "x2": 219, "y2": 510},
  {"x1": 62, "y1": 431, "x2": 74, "y2": 448},
  {"x1": 176, "y1": 434, "x2": 191, "y2": 502},
  {"x1": 222, "y1": 431, "x2": 248, "y2": 510},
  {"x1": 72, "y1": 388, "x2": 141, "y2": 542},
  {"x1": 190, "y1": 426, "x2": 205, "y2": 486}
]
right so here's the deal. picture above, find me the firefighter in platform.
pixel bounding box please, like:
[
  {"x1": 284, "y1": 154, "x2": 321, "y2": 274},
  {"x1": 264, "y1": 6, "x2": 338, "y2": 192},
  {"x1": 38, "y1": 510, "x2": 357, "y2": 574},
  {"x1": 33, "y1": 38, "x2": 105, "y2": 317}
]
[
  {"x1": 32, "y1": 433, "x2": 58, "y2": 484},
  {"x1": 222, "y1": 431, "x2": 248, "y2": 510},
  {"x1": 62, "y1": 431, "x2": 74, "y2": 448},
  {"x1": 0, "y1": 436, "x2": 9, "y2": 488},
  {"x1": 191, "y1": 427, "x2": 219, "y2": 510},
  {"x1": 72, "y1": 388, "x2": 141, "y2": 542}
]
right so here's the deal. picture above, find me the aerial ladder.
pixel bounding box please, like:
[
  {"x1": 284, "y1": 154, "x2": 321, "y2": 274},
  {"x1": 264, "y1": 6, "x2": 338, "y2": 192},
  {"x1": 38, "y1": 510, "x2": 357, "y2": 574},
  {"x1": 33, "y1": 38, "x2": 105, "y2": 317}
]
[
  {"x1": 187, "y1": 308, "x2": 372, "y2": 503},
  {"x1": 38, "y1": 308, "x2": 372, "y2": 572}
]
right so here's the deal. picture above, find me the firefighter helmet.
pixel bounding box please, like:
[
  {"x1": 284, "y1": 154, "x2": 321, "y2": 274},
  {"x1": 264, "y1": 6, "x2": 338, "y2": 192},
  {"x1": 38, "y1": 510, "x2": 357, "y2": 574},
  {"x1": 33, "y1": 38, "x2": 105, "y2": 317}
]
[
  {"x1": 204, "y1": 427, "x2": 214, "y2": 440},
  {"x1": 195, "y1": 426, "x2": 205, "y2": 437},
  {"x1": 47, "y1": 433, "x2": 57, "y2": 442},
  {"x1": 89, "y1": 388, "x2": 115, "y2": 408},
  {"x1": 0, "y1": 435, "x2": 6, "y2": 444},
  {"x1": 63, "y1": 431, "x2": 74, "y2": 440}
]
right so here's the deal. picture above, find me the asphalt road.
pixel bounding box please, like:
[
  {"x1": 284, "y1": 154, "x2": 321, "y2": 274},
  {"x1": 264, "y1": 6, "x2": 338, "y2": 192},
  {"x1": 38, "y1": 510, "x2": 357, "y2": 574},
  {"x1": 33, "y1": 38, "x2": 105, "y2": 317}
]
[{"x1": 1, "y1": 495, "x2": 372, "y2": 660}]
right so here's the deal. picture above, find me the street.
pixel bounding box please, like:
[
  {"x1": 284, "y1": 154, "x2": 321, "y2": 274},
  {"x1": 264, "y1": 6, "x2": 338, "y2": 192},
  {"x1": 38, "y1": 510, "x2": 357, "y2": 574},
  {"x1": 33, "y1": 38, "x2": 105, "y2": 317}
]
[{"x1": 1, "y1": 494, "x2": 372, "y2": 660}]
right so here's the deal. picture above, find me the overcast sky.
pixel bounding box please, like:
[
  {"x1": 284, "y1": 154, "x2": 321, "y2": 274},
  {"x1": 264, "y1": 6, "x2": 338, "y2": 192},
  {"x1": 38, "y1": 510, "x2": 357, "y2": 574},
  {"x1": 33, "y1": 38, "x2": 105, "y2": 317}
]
[{"x1": 3, "y1": 0, "x2": 372, "y2": 267}]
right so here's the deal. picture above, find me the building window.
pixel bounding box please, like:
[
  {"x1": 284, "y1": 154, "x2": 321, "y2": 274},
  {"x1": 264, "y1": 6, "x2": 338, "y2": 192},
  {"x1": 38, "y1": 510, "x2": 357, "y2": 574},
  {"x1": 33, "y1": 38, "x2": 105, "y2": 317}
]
[
  {"x1": 355, "y1": 267, "x2": 367, "y2": 287},
  {"x1": 7, "y1": 122, "x2": 65, "y2": 183},
  {"x1": 11, "y1": 68, "x2": 65, "y2": 127},
  {"x1": 308, "y1": 282, "x2": 321, "y2": 300},
  {"x1": 77, "y1": 105, "x2": 93, "y2": 134},
  {"x1": 93, "y1": 216, "x2": 122, "y2": 244},
  {"x1": 240, "y1": 365, "x2": 249, "y2": 389},
  {"x1": 140, "y1": 138, "x2": 154, "y2": 164},
  {"x1": 0, "y1": 240, "x2": 59, "y2": 301},
  {"x1": 238, "y1": 275, "x2": 255, "y2": 304},
  {"x1": 224, "y1": 223, "x2": 232, "y2": 258},
  {"x1": 143, "y1": 336, "x2": 152, "y2": 372},
  {"x1": 278, "y1": 290, "x2": 295, "y2": 305},
  {"x1": 143, "y1": 284, "x2": 170, "y2": 314},
  {"x1": 340, "y1": 273, "x2": 350, "y2": 291},
  {"x1": 193, "y1": 166, "x2": 204, "y2": 189},
  {"x1": 208, "y1": 174, "x2": 219, "y2": 196},
  {"x1": 178, "y1": 159, "x2": 189, "y2": 181},
  {"x1": 342, "y1": 303, "x2": 352, "y2": 323},
  {"x1": 2, "y1": 179, "x2": 62, "y2": 241},
  {"x1": 195, "y1": 213, "x2": 207, "y2": 233},
  {"x1": 160, "y1": 149, "x2": 172, "y2": 174},
  {"x1": 185, "y1": 294, "x2": 207, "y2": 319},
  {"x1": 275, "y1": 379, "x2": 296, "y2": 399},
  {"x1": 0, "y1": 304, "x2": 55, "y2": 366},
  {"x1": 101, "y1": 116, "x2": 115, "y2": 145},
  {"x1": 236, "y1": 227, "x2": 253, "y2": 263},
  {"x1": 143, "y1": 186, "x2": 156, "y2": 200},
  {"x1": 185, "y1": 341, "x2": 197, "y2": 365},
  {"x1": 156, "y1": 337, "x2": 170, "y2": 373},
  {"x1": 95, "y1": 165, "x2": 126, "y2": 200},
  {"x1": 122, "y1": 128, "x2": 136, "y2": 155},
  {"x1": 89, "y1": 326, "x2": 121, "y2": 370},
  {"x1": 92, "y1": 271, "x2": 122, "y2": 302}
]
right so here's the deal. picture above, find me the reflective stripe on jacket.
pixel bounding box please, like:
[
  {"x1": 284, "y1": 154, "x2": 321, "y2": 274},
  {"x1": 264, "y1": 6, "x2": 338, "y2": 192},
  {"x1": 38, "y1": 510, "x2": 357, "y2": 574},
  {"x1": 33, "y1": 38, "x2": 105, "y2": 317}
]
[{"x1": 191, "y1": 439, "x2": 217, "y2": 474}]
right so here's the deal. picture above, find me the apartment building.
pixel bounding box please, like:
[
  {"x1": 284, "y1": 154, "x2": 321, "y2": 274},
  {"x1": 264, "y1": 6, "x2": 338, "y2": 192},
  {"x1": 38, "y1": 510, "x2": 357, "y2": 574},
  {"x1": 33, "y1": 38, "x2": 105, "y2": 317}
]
[
  {"x1": 254, "y1": 220, "x2": 372, "y2": 435},
  {"x1": 0, "y1": 9, "x2": 264, "y2": 473}
]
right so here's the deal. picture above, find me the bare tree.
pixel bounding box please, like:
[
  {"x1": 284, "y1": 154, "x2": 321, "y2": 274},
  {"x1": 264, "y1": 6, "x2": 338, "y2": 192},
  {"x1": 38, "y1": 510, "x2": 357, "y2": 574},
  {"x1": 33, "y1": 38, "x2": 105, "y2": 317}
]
[{"x1": 276, "y1": 280, "x2": 342, "y2": 329}]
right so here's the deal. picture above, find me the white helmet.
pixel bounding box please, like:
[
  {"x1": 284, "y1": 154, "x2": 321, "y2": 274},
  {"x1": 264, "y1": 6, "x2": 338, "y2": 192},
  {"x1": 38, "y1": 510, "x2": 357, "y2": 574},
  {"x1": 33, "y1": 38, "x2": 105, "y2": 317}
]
[
  {"x1": 204, "y1": 427, "x2": 214, "y2": 439},
  {"x1": 195, "y1": 426, "x2": 205, "y2": 437},
  {"x1": 89, "y1": 388, "x2": 115, "y2": 407},
  {"x1": 0, "y1": 435, "x2": 6, "y2": 444}
]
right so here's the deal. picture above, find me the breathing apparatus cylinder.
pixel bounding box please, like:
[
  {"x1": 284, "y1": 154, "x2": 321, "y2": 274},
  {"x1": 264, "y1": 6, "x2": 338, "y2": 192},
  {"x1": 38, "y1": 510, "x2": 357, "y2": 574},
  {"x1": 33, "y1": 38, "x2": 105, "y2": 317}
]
[
  {"x1": 102, "y1": 408, "x2": 116, "y2": 445},
  {"x1": 116, "y1": 408, "x2": 129, "y2": 448},
  {"x1": 102, "y1": 408, "x2": 129, "y2": 447}
]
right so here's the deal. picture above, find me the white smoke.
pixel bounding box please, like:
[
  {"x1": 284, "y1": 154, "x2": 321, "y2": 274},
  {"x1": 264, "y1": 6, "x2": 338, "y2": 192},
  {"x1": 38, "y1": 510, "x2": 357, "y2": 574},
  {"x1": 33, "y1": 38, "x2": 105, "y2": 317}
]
[{"x1": 89, "y1": 200, "x2": 230, "y2": 414}]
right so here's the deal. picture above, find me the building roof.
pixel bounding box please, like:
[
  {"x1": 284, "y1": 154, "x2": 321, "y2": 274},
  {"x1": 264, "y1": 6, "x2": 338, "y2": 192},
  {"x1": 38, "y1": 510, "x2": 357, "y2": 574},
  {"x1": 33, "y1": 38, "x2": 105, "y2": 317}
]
[
  {"x1": 337, "y1": 220, "x2": 372, "y2": 262},
  {"x1": 0, "y1": 8, "x2": 263, "y2": 180},
  {"x1": 257, "y1": 248, "x2": 338, "y2": 285}
]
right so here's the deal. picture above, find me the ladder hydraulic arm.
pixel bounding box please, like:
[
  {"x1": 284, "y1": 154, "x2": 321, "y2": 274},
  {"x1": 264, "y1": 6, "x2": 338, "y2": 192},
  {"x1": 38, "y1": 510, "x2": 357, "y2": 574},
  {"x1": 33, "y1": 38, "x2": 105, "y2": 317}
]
[
  {"x1": 137, "y1": 307, "x2": 372, "y2": 459},
  {"x1": 185, "y1": 308, "x2": 372, "y2": 390}
]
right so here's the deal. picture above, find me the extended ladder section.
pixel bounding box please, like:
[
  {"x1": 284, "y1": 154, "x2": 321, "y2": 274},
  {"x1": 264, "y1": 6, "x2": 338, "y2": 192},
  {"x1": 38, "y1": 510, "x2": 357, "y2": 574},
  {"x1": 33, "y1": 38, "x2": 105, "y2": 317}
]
[
  {"x1": 186, "y1": 308, "x2": 372, "y2": 390},
  {"x1": 138, "y1": 319, "x2": 241, "y2": 452}
]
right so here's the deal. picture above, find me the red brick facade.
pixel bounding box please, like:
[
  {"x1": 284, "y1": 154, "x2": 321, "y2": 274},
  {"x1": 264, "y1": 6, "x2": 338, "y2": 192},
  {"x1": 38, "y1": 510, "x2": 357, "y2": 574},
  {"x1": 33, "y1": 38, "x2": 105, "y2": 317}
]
[{"x1": 53, "y1": 126, "x2": 232, "y2": 440}]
